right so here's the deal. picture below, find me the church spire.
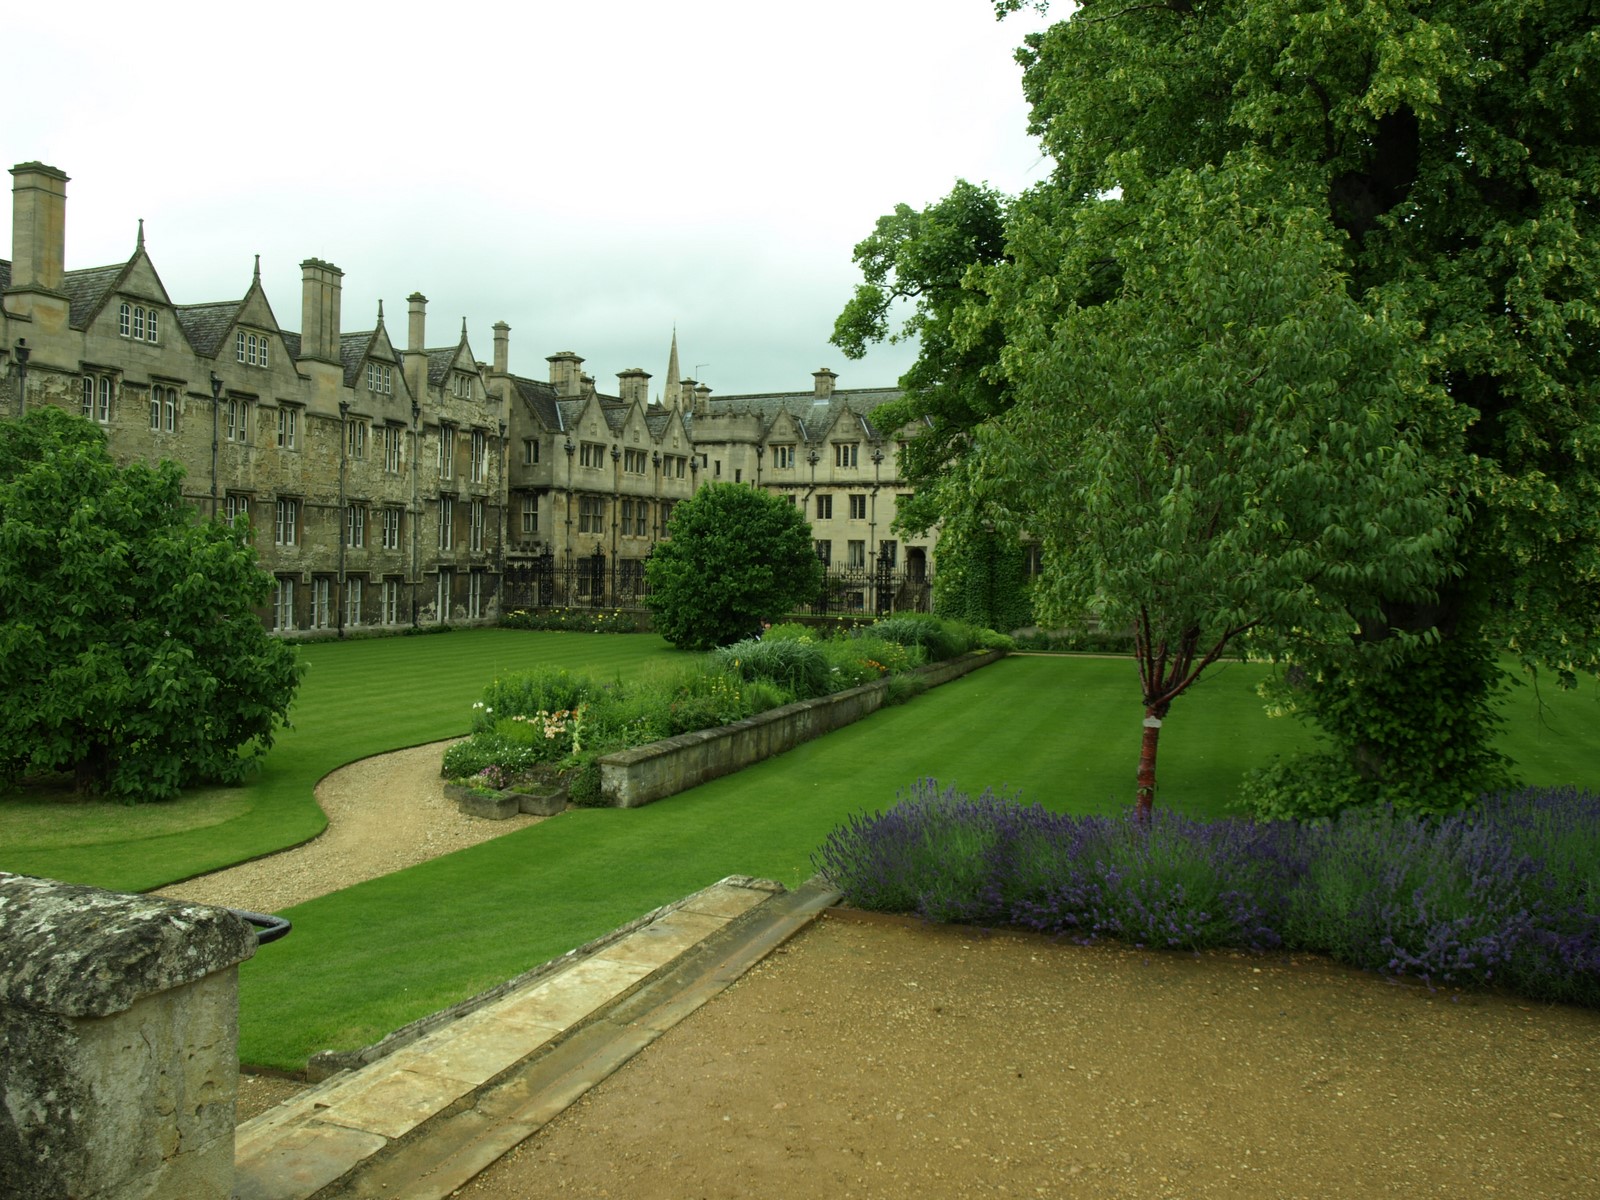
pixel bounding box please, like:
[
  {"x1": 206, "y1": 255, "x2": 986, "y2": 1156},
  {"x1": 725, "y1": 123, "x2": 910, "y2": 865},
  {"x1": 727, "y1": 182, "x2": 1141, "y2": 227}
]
[{"x1": 665, "y1": 326, "x2": 681, "y2": 410}]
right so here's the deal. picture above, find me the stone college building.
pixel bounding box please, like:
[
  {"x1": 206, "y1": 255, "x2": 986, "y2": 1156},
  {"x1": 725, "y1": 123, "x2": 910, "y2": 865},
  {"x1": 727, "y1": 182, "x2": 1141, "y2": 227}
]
[{"x1": 1, "y1": 162, "x2": 933, "y2": 633}]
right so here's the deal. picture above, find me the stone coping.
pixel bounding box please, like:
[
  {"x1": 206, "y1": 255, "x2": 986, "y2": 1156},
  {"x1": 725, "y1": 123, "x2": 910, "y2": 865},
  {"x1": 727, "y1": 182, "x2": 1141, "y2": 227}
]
[
  {"x1": 0, "y1": 872, "x2": 257, "y2": 1017},
  {"x1": 596, "y1": 648, "x2": 1005, "y2": 807}
]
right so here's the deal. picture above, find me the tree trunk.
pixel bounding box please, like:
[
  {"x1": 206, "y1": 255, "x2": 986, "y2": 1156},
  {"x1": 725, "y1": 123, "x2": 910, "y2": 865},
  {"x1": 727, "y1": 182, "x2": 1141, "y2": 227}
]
[{"x1": 1134, "y1": 710, "x2": 1162, "y2": 818}]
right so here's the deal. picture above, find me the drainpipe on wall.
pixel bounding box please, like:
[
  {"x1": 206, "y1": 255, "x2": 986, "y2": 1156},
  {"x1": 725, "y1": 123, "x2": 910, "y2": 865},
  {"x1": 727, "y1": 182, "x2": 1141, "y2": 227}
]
[
  {"x1": 337, "y1": 400, "x2": 349, "y2": 637},
  {"x1": 209, "y1": 373, "x2": 223, "y2": 518},
  {"x1": 410, "y1": 401, "x2": 420, "y2": 629}
]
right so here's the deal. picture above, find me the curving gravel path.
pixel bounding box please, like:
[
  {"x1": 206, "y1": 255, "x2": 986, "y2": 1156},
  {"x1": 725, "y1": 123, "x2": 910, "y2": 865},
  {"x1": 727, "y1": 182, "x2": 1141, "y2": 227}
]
[{"x1": 154, "y1": 741, "x2": 545, "y2": 914}]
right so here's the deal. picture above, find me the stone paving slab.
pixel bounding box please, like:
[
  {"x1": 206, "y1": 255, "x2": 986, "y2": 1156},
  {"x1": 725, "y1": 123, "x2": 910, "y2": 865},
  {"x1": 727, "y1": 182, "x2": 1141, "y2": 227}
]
[
  {"x1": 313, "y1": 1064, "x2": 472, "y2": 1139},
  {"x1": 232, "y1": 1124, "x2": 388, "y2": 1200},
  {"x1": 596, "y1": 908, "x2": 728, "y2": 969},
  {"x1": 679, "y1": 878, "x2": 778, "y2": 920},
  {"x1": 232, "y1": 876, "x2": 789, "y2": 1200}
]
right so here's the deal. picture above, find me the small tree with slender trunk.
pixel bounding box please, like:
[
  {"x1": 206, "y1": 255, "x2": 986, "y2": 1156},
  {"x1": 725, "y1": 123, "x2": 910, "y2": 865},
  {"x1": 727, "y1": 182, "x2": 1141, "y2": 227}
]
[{"x1": 980, "y1": 161, "x2": 1460, "y2": 815}]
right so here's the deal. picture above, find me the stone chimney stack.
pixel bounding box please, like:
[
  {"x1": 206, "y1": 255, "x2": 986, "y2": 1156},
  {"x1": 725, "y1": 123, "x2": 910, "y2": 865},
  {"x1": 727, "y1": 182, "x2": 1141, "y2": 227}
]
[
  {"x1": 9, "y1": 162, "x2": 69, "y2": 294},
  {"x1": 298, "y1": 258, "x2": 344, "y2": 362},
  {"x1": 493, "y1": 321, "x2": 510, "y2": 376},
  {"x1": 617, "y1": 368, "x2": 650, "y2": 406},
  {"x1": 403, "y1": 293, "x2": 428, "y2": 404},
  {"x1": 693, "y1": 383, "x2": 712, "y2": 414},
  {"x1": 407, "y1": 292, "x2": 427, "y2": 353},
  {"x1": 547, "y1": 351, "x2": 585, "y2": 398},
  {"x1": 813, "y1": 368, "x2": 838, "y2": 400}
]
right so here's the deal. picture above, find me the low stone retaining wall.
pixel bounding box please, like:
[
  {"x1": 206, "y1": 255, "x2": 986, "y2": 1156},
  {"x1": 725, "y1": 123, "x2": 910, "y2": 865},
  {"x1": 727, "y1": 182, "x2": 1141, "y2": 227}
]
[
  {"x1": 0, "y1": 873, "x2": 258, "y2": 1199},
  {"x1": 598, "y1": 649, "x2": 1004, "y2": 808}
]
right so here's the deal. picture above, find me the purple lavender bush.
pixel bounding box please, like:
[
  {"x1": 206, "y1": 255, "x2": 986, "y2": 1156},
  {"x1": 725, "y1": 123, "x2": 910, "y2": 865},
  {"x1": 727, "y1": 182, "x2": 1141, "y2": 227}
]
[
  {"x1": 1283, "y1": 787, "x2": 1600, "y2": 1001},
  {"x1": 811, "y1": 778, "x2": 1019, "y2": 921},
  {"x1": 813, "y1": 780, "x2": 1600, "y2": 1006},
  {"x1": 1004, "y1": 810, "x2": 1301, "y2": 951}
]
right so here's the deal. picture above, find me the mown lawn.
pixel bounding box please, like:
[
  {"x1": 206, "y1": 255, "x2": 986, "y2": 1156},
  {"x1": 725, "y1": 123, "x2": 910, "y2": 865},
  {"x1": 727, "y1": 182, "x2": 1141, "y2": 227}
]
[
  {"x1": 6, "y1": 637, "x2": 1596, "y2": 1072},
  {"x1": 235, "y1": 653, "x2": 1600, "y2": 1070},
  {"x1": 0, "y1": 630, "x2": 680, "y2": 892}
]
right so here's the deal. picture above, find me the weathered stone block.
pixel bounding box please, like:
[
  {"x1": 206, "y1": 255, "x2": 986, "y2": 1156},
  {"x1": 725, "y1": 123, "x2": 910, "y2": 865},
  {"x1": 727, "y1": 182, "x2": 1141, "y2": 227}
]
[
  {"x1": 453, "y1": 789, "x2": 520, "y2": 819},
  {"x1": 0, "y1": 874, "x2": 257, "y2": 1200},
  {"x1": 512, "y1": 789, "x2": 566, "y2": 816}
]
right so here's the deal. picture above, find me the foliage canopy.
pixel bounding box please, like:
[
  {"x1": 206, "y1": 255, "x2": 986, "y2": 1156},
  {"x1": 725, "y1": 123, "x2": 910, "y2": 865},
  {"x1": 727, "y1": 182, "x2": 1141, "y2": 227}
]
[
  {"x1": 645, "y1": 483, "x2": 825, "y2": 650},
  {"x1": 835, "y1": 0, "x2": 1599, "y2": 814},
  {"x1": 0, "y1": 408, "x2": 302, "y2": 801}
]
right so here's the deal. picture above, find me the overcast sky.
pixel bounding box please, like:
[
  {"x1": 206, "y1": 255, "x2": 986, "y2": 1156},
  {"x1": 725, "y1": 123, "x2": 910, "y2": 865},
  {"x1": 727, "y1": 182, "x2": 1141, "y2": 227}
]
[{"x1": 7, "y1": 1, "x2": 1054, "y2": 398}]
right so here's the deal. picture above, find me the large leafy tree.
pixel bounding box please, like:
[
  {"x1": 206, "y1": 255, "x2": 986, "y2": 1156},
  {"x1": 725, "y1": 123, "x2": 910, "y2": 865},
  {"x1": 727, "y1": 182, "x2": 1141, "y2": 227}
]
[
  {"x1": 982, "y1": 160, "x2": 1458, "y2": 813},
  {"x1": 646, "y1": 483, "x2": 825, "y2": 650},
  {"x1": 0, "y1": 408, "x2": 302, "y2": 801},
  {"x1": 838, "y1": 0, "x2": 1599, "y2": 814},
  {"x1": 831, "y1": 179, "x2": 1012, "y2": 538}
]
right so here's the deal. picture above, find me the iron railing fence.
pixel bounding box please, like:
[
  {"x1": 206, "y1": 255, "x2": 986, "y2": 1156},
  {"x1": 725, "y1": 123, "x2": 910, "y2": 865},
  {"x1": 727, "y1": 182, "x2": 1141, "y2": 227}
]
[{"x1": 503, "y1": 552, "x2": 934, "y2": 618}]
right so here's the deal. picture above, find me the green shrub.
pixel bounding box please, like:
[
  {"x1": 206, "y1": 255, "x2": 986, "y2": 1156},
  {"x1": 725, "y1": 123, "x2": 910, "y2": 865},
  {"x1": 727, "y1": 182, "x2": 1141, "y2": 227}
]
[
  {"x1": 864, "y1": 614, "x2": 976, "y2": 662},
  {"x1": 1012, "y1": 627, "x2": 1136, "y2": 654},
  {"x1": 713, "y1": 637, "x2": 832, "y2": 699},
  {"x1": 762, "y1": 621, "x2": 816, "y2": 643},
  {"x1": 975, "y1": 629, "x2": 1016, "y2": 651},
  {"x1": 646, "y1": 484, "x2": 824, "y2": 649},
  {"x1": 884, "y1": 673, "x2": 929, "y2": 706},
  {"x1": 473, "y1": 667, "x2": 590, "y2": 732},
  {"x1": 441, "y1": 735, "x2": 543, "y2": 780},
  {"x1": 818, "y1": 638, "x2": 887, "y2": 689},
  {"x1": 741, "y1": 678, "x2": 794, "y2": 714},
  {"x1": 567, "y1": 759, "x2": 604, "y2": 806},
  {"x1": 842, "y1": 634, "x2": 918, "y2": 676}
]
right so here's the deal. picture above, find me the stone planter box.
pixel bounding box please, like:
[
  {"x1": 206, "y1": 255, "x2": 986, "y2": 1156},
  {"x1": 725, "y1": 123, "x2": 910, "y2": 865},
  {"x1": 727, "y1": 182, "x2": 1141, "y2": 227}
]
[
  {"x1": 508, "y1": 788, "x2": 567, "y2": 816},
  {"x1": 446, "y1": 777, "x2": 569, "y2": 819}
]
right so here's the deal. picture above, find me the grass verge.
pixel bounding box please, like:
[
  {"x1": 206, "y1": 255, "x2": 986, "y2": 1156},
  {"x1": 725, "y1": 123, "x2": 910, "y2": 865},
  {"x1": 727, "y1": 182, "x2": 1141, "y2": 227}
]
[{"x1": 0, "y1": 631, "x2": 679, "y2": 892}]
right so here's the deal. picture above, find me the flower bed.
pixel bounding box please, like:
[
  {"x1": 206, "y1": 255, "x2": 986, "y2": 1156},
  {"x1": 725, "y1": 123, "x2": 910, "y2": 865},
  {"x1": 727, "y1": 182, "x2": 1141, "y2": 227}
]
[{"x1": 443, "y1": 616, "x2": 1013, "y2": 812}]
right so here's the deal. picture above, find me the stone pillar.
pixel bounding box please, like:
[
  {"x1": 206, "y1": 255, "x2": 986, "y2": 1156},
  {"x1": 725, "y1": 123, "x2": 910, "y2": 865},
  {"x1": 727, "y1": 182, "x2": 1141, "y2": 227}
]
[{"x1": 0, "y1": 873, "x2": 259, "y2": 1200}]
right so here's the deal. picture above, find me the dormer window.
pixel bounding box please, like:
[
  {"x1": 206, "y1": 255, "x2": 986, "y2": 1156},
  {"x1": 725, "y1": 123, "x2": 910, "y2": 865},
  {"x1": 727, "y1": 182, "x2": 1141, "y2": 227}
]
[
  {"x1": 451, "y1": 373, "x2": 473, "y2": 399},
  {"x1": 119, "y1": 302, "x2": 159, "y2": 343},
  {"x1": 366, "y1": 362, "x2": 393, "y2": 394},
  {"x1": 236, "y1": 330, "x2": 271, "y2": 368}
]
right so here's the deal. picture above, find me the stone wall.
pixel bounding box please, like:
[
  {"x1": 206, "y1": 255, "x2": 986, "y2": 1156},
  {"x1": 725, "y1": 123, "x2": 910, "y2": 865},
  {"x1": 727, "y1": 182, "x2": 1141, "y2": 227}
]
[
  {"x1": 0, "y1": 874, "x2": 258, "y2": 1200},
  {"x1": 598, "y1": 650, "x2": 1004, "y2": 808}
]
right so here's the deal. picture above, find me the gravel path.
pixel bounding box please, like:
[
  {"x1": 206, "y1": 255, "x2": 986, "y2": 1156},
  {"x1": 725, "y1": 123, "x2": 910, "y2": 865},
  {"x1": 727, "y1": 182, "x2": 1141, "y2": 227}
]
[{"x1": 154, "y1": 741, "x2": 544, "y2": 914}]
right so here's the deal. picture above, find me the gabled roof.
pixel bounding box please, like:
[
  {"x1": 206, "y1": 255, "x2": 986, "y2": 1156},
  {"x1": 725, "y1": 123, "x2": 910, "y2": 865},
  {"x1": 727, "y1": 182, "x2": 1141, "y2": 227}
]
[
  {"x1": 697, "y1": 388, "x2": 902, "y2": 441},
  {"x1": 173, "y1": 300, "x2": 242, "y2": 358},
  {"x1": 340, "y1": 332, "x2": 373, "y2": 387},
  {"x1": 425, "y1": 346, "x2": 461, "y2": 387},
  {"x1": 60, "y1": 263, "x2": 126, "y2": 328},
  {"x1": 553, "y1": 397, "x2": 586, "y2": 433},
  {"x1": 512, "y1": 375, "x2": 562, "y2": 429}
]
